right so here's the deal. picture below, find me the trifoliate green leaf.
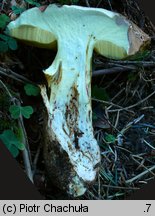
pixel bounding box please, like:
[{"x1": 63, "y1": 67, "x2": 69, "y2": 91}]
[
  {"x1": 0, "y1": 34, "x2": 17, "y2": 51},
  {"x1": 10, "y1": 145, "x2": 19, "y2": 157},
  {"x1": 11, "y1": 6, "x2": 25, "y2": 15},
  {"x1": 9, "y1": 105, "x2": 21, "y2": 119},
  {"x1": 24, "y1": 84, "x2": 40, "y2": 96},
  {"x1": 0, "y1": 33, "x2": 9, "y2": 41},
  {"x1": 17, "y1": 141, "x2": 25, "y2": 150},
  {"x1": 21, "y1": 106, "x2": 34, "y2": 119},
  {"x1": 8, "y1": 37, "x2": 18, "y2": 50},
  {"x1": 0, "y1": 14, "x2": 10, "y2": 29},
  {"x1": 0, "y1": 130, "x2": 25, "y2": 157},
  {"x1": 25, "y1": 0, "x2": 40, "y2": 6},
  {"x1": 9, "y1": 105, "x2": 34, "y2": 119},
  {"x1": 104, "y1": 133, "x2": 116, "y2": 143}
]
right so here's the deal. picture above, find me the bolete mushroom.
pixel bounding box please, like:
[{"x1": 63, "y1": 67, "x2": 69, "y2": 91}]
[{"x1": 7, "y1": 4, "x2": 150, "y2": 196}]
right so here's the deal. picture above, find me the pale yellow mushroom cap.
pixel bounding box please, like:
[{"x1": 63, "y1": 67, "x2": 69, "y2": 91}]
[{"x1": 7, "y1": 4, "x2": 150, "y2": 59}]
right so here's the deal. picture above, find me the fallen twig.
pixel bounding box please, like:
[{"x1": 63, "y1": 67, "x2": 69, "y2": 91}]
[
  {"x1": 0, "y1": 80, "x2": 34, "y2": 182},
  {"x1": 92, "y1": 61, "x2": 155, "y2": 77},
  {"x1": 125, "y1": 164, "x2": 155, "y2": 184},
  {"x1": 0, "y1": 66, "x2": 36, "y2": 85},
  {"x1": 85, "y1": 0, "x2": 90, "y2": 7},
  {"x1": 93, "y1": 66, "x2": 132, "y2": 77},
  {"x1": 16, "y1": 99, "x2": 34, "y2": 183},
  {"x1": 101, "y1": 184, "x2": 139, "y2": 190},
  {"x1": 107, "y1": 91, "x2": 155, "y2": 112},
  {"x1": 131, "y1": 155, "x2": 155, "y2": 176},
  {"x1": 33, "y1": 144, "x2": 41, "y2": 177},
  {"x1": 92, "y1": 97, "x2": 134, "y2": 114}
]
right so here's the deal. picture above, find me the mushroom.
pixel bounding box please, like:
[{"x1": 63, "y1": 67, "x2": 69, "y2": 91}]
[{"x1": 7, "y1": 4, "x2": 150, "y2": 196}]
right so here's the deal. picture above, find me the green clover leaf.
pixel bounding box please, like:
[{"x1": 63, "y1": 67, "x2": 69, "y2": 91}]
[
  {"x1": 24, "y1": 84, "x2": 40, "y2": 96},
  {"x1": 0, "y1": 130, "x2": 25, "y2": 157},
  {"x1": 0, "y1": 14, "x2": 10, "y2": 29},
  {"x1": 9, "y1": 105, "x2": 34, "y2": 119}
]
